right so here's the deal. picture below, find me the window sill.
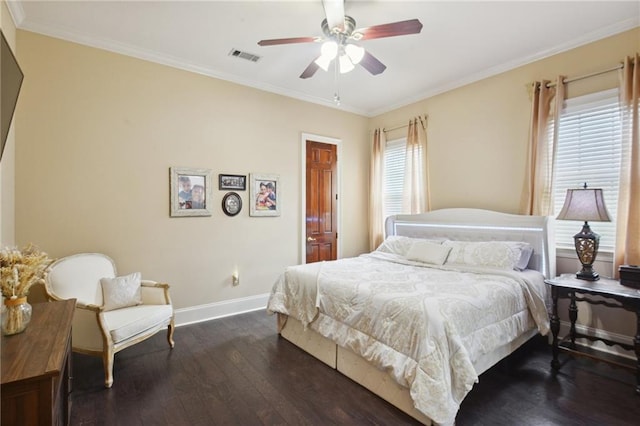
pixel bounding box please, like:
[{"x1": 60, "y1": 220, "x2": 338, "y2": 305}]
[{"x1": 556, "y1": 247, "x2": 614, "y2": 262}]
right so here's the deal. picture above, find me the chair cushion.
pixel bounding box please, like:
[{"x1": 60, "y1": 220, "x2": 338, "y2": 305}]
[
  {"x1": 100, "y1": 272, "x2": 142, "y2": 311},
  {"x1": 102, "y1": 304, "x2": 173, "y2": 344}
]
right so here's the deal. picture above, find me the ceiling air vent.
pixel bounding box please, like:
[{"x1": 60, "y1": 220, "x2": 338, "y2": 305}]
[{"x1": 228, "y1": 48, "x2": 261, "y2": 63}]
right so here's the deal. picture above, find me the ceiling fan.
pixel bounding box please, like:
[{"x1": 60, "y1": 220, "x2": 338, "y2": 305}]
[{"x1": 257, "y1": 0, "x2": 423, "y2": 79}]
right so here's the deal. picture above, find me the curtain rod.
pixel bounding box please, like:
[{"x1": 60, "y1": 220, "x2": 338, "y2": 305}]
[
  {"x1": 546, "y1": 63, "x2": 623, "y2": 88},
  {"x1": 382, "y1": 114, "x2": 428, "y2": 133},
  {"x1": 382, "y1": 123, "x2": 408, "y2": 132}
]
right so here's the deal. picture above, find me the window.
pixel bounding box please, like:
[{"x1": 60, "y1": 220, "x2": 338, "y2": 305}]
[
  {"x1": 552, "y1": 89, "x2": 622, "y2": 252},
  {"x1": 383, "y1": 138, "x2": 406, "y2": 219},
  {"x1": 383, "y1": 137, "x2": 424, "y2": 219}
]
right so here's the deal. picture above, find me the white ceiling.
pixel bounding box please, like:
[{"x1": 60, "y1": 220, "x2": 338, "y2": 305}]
[{"x1": 7, "y1": 1, "x2": 640, "y2": 116}]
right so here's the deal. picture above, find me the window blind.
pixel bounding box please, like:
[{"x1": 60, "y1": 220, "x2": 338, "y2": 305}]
[
  {"x1": 552, "y1": 89, "x2": 621, "y2": 252},
  {"x1": 383, "y1": 138, "x2": 407, "y2": 219}
]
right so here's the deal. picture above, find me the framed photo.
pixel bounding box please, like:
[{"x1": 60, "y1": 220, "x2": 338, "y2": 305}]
[
  {"x1": 170, "y1": 167, "x2": 212, "y2": 217},
  {"x1": 249, "y1": 173, "x2": 280, "y2": 217},
  {"x1": 219, "y1": 174, "x2": 246, "y2": 191},
  {"x1": 222, "y1": 192, "x2": 242, "y2": 216}
]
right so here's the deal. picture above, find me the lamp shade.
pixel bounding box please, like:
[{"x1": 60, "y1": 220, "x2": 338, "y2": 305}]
[
  {"x1": 314, "y1": 55, "x2": 333, "y2": 72},
  {"x1": 320, "y1": 41, "x2": 338, "y2": 59},
  {"x1": 338, "y1": 54, "x2": 355, "y2": 73},
  {"x1": 556, "y1": 188, "x2": 611, "y2": 222},
  {"x1": 345, "y1": 44, "x2": 365, "y2": 64}
]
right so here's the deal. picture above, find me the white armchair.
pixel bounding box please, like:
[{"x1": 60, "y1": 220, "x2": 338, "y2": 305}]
[{"x1": 44, "y1": 253, "x2": 175, "y2": 388}]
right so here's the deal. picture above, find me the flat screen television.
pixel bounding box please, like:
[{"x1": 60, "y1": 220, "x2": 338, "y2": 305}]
[{"x1": 1, "y1": 29, "x2": 24, "y2": 162}]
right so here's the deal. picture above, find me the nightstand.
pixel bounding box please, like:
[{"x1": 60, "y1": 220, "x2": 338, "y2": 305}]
[{"x1": 544, "y1": 275, "x2": 640, "y2": 394}]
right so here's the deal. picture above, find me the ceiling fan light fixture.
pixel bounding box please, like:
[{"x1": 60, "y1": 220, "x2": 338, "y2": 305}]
[
  {"x1": 258, "y1": 11, "x2": 423, "y2": 80},
  {"x1": 314, "y1": 54, "x2": 333, "y2": 72},
  {"x1": 345, "y1": 44, "x2": 365, "y2": 65},
  {"x1": 338, "y1": 54, "x2": 355, "y2": 74},
  {"x1": 320, "y1": 40, "x2": 338, "y2": 60}
]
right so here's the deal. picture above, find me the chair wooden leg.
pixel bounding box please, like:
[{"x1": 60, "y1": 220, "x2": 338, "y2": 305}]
[
  {"x1": 103, "y1": 348, "x2": 114, "y2": 388},
  {"x1": 167, "y1": 319, "x2": 175, "y2": 348}
]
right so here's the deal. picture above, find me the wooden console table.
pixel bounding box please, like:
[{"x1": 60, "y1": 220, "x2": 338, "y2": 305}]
[
  {"x1": 1, "y1": 299, "x2": 76, "y2": 425},
  {"x1": 545, "y1": 275, "x2": 640, "y2": 394}
]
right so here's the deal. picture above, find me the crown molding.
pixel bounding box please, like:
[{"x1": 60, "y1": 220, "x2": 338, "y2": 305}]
[
  {"x1": 16, "y1": 18, "x2": 368, "y2": 116},
  {"x1": 5, "y1": 0, "x2": 25, "y2": 28},
  {"x1": 368, "y1": 18, "x2": 639, "y2": 117},
  {"x1": 13, "y1": 10, "x2": 638, "y2": 118}
]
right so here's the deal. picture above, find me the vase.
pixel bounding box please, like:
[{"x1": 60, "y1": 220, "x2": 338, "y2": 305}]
[{"x1": 2, "y1": 297, "x2": 32, "y2": 336}]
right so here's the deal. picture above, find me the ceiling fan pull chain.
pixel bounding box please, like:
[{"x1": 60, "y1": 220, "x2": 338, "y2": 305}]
[{"x1": 333, "y1": 58, "x2": 341, "y2": 105}]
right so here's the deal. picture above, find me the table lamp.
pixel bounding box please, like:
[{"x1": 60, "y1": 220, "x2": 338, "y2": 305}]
[{"x1": 556, "y1": 183, "x2": 611, "y2": 281}]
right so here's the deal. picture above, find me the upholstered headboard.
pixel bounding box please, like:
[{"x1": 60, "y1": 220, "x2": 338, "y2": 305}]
[{"x1": 385, "y1": 208, "x2": 556, "y2": 279}]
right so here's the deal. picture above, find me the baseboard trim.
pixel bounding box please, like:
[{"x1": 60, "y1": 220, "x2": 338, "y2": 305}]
[
  {"x1": 174, "y1": 293, "x2": 270, "y2": 327},
  {"x1": 559, "y1": 320, "x2": 636, "y2": 361}
]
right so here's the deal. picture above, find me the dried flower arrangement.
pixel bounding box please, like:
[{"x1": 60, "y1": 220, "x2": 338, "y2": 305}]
[{"x1": 1, "y1": 244, "x2": 51, "y2": 334}]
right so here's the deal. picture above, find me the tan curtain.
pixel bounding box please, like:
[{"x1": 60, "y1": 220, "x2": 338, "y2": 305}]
[
  {"x1": 520, "y1": 77, "x2": 565, "y2": 216},
  {"x1": 369, "y1": 128, "x2": 386, "y2": 251},
  {"x1": 402, "y1": 116, "x2": 429, "y2": 214},
  {"x1": 614, "y1": 54, "x2": 640, "y2": 275}
]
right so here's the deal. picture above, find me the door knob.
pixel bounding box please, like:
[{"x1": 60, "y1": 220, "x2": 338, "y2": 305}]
[{"x1": 307, "y1": 236, "x2": 316, "y2": 242}]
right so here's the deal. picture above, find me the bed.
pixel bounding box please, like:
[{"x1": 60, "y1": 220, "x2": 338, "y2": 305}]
[{"x1": 267, "y1": 208, "x2": 556, "y2": 425}]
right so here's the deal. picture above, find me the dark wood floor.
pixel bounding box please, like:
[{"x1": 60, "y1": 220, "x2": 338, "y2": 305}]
[{"x1": 70, "y1": 310, "x2": 640, "y2": 425}]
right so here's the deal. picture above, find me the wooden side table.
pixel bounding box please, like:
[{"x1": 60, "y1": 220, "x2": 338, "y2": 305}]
[
  {"x1": 1, "y1": 299, "x2": 76, "y2": 425},
  {"x1": 545, "y1": 275, "x2": 640, "y2": 394}
]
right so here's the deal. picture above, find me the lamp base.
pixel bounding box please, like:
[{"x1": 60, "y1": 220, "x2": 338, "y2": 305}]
[
  {"x1": 573, "y1": 222, "x2": 601, "y2": 281},
  {"x1": 576, "y1": 267, "x2": 599, "y2": 281}
]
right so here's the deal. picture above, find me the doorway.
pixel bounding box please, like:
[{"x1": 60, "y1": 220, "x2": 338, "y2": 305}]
[{"x1": 301, "y1": 133, "x2": 341, "y2": 263}]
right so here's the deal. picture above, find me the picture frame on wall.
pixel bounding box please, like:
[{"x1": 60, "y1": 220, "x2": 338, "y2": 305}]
[
  {"x1": 222, "y1": 192, "x2": 242, "y2": 216},
  {"x1": 249, "y1": 173, "x2": 280, "y2": 217},
  {"x1": 170, "y1": 167, "x2": 212, "y2": 217},
  {"x1": 219, "y1": 174, "x2": 246, "y2": 191}
]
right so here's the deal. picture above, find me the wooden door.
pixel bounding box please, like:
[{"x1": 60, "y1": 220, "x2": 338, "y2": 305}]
[{"x1": 306, "y1": 140, "x2": 338, "y2": 263}]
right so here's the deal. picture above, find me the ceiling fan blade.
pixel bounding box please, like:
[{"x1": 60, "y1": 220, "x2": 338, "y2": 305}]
[
  {"x1": 360, "y1": 51, "x2": 386, "y2": 75},
  {"x1": 300, "y1": 58, "x2": 321, "y2": 79},
  {"x1": 356, "y1": 19, "x2": 423, "y2": 40},
  {"x1": 258, "y1": 36, "x2": 318, "y2": 47},
  {"x1": 322, "y1": 0, "x2": 345, "y2": 31}
]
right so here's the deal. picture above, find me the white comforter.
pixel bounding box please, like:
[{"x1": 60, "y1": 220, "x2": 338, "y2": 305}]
[{"x1": 267, "y1": 252, "x2": 549, "y2": 425}]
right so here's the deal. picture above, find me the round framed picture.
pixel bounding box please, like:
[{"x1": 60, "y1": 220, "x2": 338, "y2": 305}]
[{"x1": 222, "y1": 192, "x2": 242, "y2": 216}]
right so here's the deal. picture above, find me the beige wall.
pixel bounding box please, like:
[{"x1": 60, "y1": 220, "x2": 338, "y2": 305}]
[
  {"x1": 12, "y1": 21, "x2": 640, "y2": 344},
  {"x1": 370, "y1": 29, "x2": 638, "y2": 214},
  {"x1": 15, "y1": 31, "x2": 369, "y2": 310},
  {"x1": 0, "y1": 0, "x2": 17, "y2": 246},
  {"x1": 371, "y1": 28, "x2": 639, "y2": 345}
]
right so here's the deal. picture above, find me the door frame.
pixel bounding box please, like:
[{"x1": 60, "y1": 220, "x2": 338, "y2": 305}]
[{"x1": 300, "y1": 132, "x2": 342, "y2": 263}]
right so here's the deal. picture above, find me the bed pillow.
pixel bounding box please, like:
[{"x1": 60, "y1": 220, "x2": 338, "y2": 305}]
[
  {"x1": 443, "y1": 241, "x2": 531, "y2": 270},
  {"x1": 376, "y1": 235, "x2": 445, "y2": 256},
  {"x1": 406, "y1": 240, "x2": 452, "y2": 265},
  {"x1": 515, "y1": 244, "x2": 534, "y2": 271},
  {"x1": 100, "y1": 272, "x2": 142, "y2": 311}
]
